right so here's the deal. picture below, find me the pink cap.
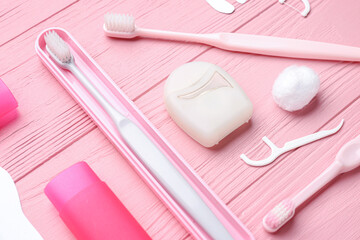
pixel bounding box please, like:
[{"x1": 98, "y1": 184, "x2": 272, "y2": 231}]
[
  {"x1": 45, "y1": 162, "x2": 151, "y2": 240},
  {"x1": 45, "y1": 162, "x2": 99, "y2": 212},
  {"x1": 0, "y1": 78, "x2": 18, "y2": 127}
]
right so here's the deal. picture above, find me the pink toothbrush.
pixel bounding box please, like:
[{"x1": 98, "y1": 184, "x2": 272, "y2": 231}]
[
  {"x1": 263, "y1": 135, "x2": 360, "y2": 232},
  {"x1": 104, "y1": 13, "x2": 360, "y2": 62}
]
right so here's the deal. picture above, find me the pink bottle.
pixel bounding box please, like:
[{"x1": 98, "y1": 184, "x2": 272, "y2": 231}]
[
  {"x1": 45, "y1": 162, "x2": 151, "y2": 240},
  {"x1": 0, "y1": 78, "x2": 18, "y2": 127}
]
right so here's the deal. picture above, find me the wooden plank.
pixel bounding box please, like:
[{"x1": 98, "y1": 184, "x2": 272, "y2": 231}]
[
  {"x1": 0, "y1": 0, "x2": 280, "y2": 239},
  {"x1": 1, "y1": 0, "x2": 360, "y2": 239},
  {"x1": 0, "y1": 0, "x2": 77, "y2": 46}
]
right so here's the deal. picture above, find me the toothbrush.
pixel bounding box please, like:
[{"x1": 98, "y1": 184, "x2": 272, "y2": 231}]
[
  {"x1": 263, "y1": 135, "x2": 360, "y2": 232},
  {"x1": 44, "y1": 31, "x2": 234, "y2": 240},
  {"x1": 0, "y1": 167, "x2": 43, "y2": 239},
  {"x1": 104, "y1": 13, "x2": 360, "y2": 62}
]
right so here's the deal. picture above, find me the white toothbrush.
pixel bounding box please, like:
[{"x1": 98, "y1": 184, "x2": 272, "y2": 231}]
[
  {"x1": 44, "y1": 31, "x2": 234, "y2": 240},
  {"x1": 103, "y1": 13, "x2": 360, "y2": 62},
  {"x1": 0, "y1": 167, "x2": 43, "y2": 240},
  {"x1": 263, "y1": 135, "x2": 360, "y2": 232}
]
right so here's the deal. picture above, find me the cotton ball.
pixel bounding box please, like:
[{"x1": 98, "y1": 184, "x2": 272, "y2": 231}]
[{"x1": 272, "y1": 65, "x2": 320, "y2": 112}]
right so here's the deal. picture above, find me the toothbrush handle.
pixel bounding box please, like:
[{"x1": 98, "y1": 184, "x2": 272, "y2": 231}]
[
  {"x1": 119, "y1": 119, "x2": 234, "y2": 240},
  {"x1": 292, "y1": 161, "x2": 342, "y2": 208},
  {"x1": 216, "y1": 33, "x2": 360, "y2": 61},
  {"x1": 69, "y1": 64, "x2": 125, "y2": 122},
  {"x1": 139, "y1": 29, "x2": 360, "y2": 61}
]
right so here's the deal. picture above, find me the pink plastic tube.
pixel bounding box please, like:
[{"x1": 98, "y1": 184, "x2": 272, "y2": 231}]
[
  {"x1": 0, "y1": 78, "x2": 18, "y2": 127},
  {"x1": 45, "y1": 162, "x2": 151, "y2": 240}
]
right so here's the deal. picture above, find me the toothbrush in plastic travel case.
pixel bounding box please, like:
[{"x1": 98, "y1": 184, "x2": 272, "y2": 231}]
[
  {"x1": 43, "y1": 30, "x2": 234, "y2": 239},
  {"x1": 36, "y1": 28, "x2": 254, "y2": 240}
]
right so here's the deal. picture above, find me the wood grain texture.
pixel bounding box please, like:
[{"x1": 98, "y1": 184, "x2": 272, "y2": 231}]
[
  {"x1": 0, "y1": 0, "x2": 77, "y2": 46},
  {"x1": 0, "y1": 0, "x2": 275, "y2": 181},
  {"x1": 0, "y1": 0, "x2": 360, "y2": 239}
]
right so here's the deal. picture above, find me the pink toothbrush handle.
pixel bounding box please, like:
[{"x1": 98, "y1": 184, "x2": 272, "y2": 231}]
[
  {"x1": 292, "y1": 161, "x2": 343, "y2": 208},
  {"x1": 216, "y1": 33, "x2": 360, "y2": 61},
  {"x1": 138, "y1": 29, "x2": 360, "y2": 61}
]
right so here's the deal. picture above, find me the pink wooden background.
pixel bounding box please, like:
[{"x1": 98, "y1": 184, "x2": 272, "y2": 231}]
[{"x1": 1, "y1": 0, "x2": 360, "y2": 239}]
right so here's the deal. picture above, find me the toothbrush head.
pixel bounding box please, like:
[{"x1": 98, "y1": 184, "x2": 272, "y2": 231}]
[
  {"x1": 103, "y1": 13, "x2": 138, "y2": 38},
  {"x1": 335, "y1": 135, "x2": 360, "y2": 173},
  {"x1": 263, "y1": 199, "x2": 295, "y2": 232},
  {"x1": 44, "y1": 31, "x2": 73, "y2": 67}
]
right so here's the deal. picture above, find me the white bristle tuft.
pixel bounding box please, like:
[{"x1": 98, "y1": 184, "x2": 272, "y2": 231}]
[
  {"x1": 263, "y1": 199, "x2": 295, "y2": 232},
  {"x1": 104, "y1": 13, "x2": 135, "y2": 32},
  {"x1": 44, "y1": 31, "x2": 72, "y2": 63},
  {"x1": 271, "y1": 202, "x2": 293, "y2": 224}
]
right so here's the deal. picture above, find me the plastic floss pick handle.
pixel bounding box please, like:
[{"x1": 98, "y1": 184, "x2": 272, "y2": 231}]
[
  {"x1": 205, "y1": 0, "x2": 235, "y2": 14},
  {"x1": 279, "y1": 0, "x2": 311, "y2": 17},
  {"x1": 241, "y1": 119, "x2": 344, "y2": 167}
]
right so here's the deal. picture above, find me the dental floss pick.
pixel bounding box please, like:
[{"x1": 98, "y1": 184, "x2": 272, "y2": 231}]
[
  {"x1": 241, "y1": 120, "x2": 344, "y2": 167},
  {"x1": 205, "y1": 0, "x2": 310, "y2": 15},
  {"x1": 279, "y1": 0, "x2": 311, "y2": 17},
  {"x1": 205, "y1": 0, "x2": 235, "y2": 14},
  {"x1": 236, "y1": 0, "x2": 248, "y2": 4}
]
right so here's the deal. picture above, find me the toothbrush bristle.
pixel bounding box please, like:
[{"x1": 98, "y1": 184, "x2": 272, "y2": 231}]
[
  {"x1": 263, "y1": 199, "x2": 295, "y2": 232},
  {"x1": 104, "y1": 13, "x2": 135, "y2": 33},
  {"x1": 44, "y1": 31, "x2": 72, "y2": 63}
]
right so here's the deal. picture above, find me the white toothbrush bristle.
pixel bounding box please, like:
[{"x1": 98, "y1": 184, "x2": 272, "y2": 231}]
[
  {"x1": 104, "y1": 13, "x2": 135, "y2": 33},
  {"x1": 44, "y1": 31, "x2": 72, "y2": 63},
  {"x1": 263, "y1": 199, "x2": 295, "y2": 232}
]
